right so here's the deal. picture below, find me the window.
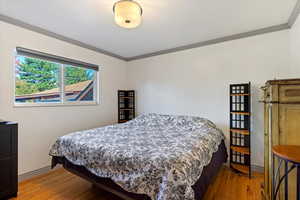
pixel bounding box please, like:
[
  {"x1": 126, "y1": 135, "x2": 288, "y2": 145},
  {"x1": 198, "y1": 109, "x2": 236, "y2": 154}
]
[{"x1": 14, "y1": 47, "x2": 99, "y2": 106}]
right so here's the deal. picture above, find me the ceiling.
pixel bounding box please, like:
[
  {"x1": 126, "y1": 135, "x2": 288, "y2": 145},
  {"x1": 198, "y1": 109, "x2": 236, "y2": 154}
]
[{"x1": 0, "y1": 0, "x2": 298, "y2": 60}]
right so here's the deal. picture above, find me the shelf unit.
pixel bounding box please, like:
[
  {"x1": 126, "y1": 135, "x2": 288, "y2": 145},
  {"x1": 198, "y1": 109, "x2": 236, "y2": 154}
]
[
  {"x1": 229, "y1": 83, "x2": 251, "y2": 178},
  {"x1": 118, "y1": 90, "x2": 135, "y2": 123}
]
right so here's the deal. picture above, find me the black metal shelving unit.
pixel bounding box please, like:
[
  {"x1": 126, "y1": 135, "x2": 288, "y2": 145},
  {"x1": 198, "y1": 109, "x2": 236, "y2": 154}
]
[
  {"x1": 229, "y1": 83, "x2": 251, "y2": 178},
  {"x1": 118, "y1": 90, "x2": 135, "y2": 123}
]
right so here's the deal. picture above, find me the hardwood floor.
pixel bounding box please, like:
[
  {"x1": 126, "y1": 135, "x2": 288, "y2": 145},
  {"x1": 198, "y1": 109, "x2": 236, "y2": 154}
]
[
  {"x1": 204, "y1": 167, "x2": 263, "y2": 200},
  {"x1": 11, "y1": 166, "x2": 263, "y2": 200}
]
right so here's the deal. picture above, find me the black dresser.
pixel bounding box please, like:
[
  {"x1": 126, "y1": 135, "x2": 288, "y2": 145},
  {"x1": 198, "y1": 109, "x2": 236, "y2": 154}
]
[{"x1": 0, "y1": 122, "x2": 18, "y2": 199}]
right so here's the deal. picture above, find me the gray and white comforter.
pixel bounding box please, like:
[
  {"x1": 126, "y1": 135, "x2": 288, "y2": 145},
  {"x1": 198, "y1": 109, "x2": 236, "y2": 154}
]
[{"x1": 49, "y1": 113, "x2": 225, "y2": 200}]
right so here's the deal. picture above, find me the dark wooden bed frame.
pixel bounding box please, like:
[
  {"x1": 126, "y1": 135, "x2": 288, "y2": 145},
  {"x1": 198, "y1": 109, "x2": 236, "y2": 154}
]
[{"x1": 51, "y1": 140, "x2": 227, "y2": 200}]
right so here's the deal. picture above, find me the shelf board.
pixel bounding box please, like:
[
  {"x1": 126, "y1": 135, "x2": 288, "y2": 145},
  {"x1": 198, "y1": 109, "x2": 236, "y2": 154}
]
[
  {"x1": 119, "y1": 96, "x2": 134, "y2": 99},
  {"x1": 231, "y1": 163, "x2": 250, "y2": 174},
  {"x1": 230, "y1": 112, "x2": 250, "y2": 115},
  {"x1": 230, "y1": 129, "x2": 250, "y2": 135},
  {"x1": 230, "y1": 93, "x2": 250, "y2": 96},
  {"x1": 119, "y1": 108, "x2": 134, "y2": 110},
  {"x1": 231, "y1": 146, "x2": 250, "y2": 155}
]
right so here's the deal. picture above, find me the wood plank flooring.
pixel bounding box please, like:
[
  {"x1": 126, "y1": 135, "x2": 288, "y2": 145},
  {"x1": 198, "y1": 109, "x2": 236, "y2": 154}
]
[{"x1": 10, "y1": 166, "x2": 263, "y2": 200}]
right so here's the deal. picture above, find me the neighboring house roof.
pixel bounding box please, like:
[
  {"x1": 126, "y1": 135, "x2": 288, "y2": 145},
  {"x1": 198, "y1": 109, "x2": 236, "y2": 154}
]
[{"x1": 16, "y1": 80, "x2": 92, "y2": 99}]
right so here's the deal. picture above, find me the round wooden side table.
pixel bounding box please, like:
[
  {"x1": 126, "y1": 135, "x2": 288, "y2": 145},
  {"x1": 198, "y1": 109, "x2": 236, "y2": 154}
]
[{"x1": 272, "y1": 145, "x2": 300, "y2": 200}]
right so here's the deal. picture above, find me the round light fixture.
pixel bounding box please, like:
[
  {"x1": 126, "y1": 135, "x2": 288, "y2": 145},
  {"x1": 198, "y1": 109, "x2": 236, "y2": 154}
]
[{"x1": 113, "y1": 0, "x2": 142, "y2": 29}]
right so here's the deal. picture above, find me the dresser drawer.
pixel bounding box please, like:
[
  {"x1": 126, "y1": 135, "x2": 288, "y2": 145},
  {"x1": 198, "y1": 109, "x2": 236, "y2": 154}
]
[
  {"x1": 0, "y1": 126, "x2": 13, "y2": 157},
  {"x1": 279, "y1": 85, "x2": 300, "y2": 103},
  {"x1": 0, "y1": 123, "x2": 17, "y2": 199},
  {"x1": 0, "y1": 157, "x2": 17, "y2": 198}
]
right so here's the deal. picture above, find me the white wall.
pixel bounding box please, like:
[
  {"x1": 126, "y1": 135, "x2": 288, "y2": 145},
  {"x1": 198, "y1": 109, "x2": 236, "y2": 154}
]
[
  {"x1": 0, "y1": 19, "x2": 296, "y2": 174},
  {"x1": 0, "y1": 21, "x2": 127, "y2": 175},
  {"x1": 127, "y1": 30, "x2": 292, "y2": 167},
  {"x1": 290, "y1": 16, "x2": 300, "y2": 75}
]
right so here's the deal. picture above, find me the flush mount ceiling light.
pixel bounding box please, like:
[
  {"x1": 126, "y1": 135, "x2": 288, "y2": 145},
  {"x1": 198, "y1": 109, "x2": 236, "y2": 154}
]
[{"x1": 113, "y1": 0, "x2": 143, "y2": 29}]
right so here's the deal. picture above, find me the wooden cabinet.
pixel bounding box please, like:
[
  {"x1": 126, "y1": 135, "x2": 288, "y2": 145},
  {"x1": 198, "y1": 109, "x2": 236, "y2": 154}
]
[
  {"x1": 0, "y1": 122, "x2": 18, "y2": 199},
  {"x1": 262, "y1": 79, "x2": 300, "y2": 200}
]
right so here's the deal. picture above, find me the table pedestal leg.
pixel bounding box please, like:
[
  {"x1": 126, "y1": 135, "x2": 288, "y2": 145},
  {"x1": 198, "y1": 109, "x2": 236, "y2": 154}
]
[
  {"x1": 285, "y1": 161, "x2": 288, "y2": 200},
  {"x1": 272, "y1": 154, "x2": 275, "y2": 200},
  {"x1": 297, "y1": 166, "x2": 300, "y2": 200}
]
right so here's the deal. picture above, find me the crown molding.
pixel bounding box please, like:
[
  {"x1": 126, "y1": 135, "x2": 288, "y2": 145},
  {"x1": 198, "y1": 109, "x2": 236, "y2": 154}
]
[
  {"x1": 0, "y1": 0, "x2": 299, "y2": 62},
  {"x1": 126, "y1": 23, "x2": 290, "y2": 61},
  {"x1": 288, "y1": 0, "x2": 300, "y2": 27},
  {"x1": 0, "y1": 14, "x2": 128, "y2": 61}
]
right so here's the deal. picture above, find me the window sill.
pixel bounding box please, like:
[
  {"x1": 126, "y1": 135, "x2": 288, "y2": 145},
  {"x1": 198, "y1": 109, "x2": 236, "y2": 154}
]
[{"x1": 13, "y1": 101, "x2": 99, "y2": 108}]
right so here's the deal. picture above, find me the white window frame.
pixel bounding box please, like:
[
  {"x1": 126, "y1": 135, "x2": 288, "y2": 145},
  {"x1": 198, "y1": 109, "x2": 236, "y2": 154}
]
[{"x1": 13, "y1": 54, "x2": 100, "y2": 107}]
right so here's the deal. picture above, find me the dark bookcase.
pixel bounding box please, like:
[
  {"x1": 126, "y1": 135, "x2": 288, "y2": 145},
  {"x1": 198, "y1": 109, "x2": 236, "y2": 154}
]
[
  {"x1": 0, "y1": 122, "x2": 18, "y2": 199},
  {"x1": 118, "y1": 90, "x2": 135, "y2": 123},
  {"x1": 229, "y1": 83, "x2": 251, "y2": 178}
]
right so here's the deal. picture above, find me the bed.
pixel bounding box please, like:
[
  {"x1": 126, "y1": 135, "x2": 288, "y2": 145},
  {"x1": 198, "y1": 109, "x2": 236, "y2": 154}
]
[{"x1": 49, "y1": 113, "x2": 227, "y2": 200}]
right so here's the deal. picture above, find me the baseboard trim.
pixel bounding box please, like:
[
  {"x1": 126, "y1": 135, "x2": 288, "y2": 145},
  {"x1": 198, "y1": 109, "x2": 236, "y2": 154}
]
[
  {"x1": 252, "y1": 165, "x2": 264, "y2": 173},
  {"x1": 18, "y1": 165, "x2": 57, "y2": 182}
]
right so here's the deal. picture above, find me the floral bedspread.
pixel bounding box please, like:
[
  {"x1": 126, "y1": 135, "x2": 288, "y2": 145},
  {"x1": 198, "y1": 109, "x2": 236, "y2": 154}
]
[{"x1": 49, "y1": 113, "x2": 225, "y2": 200}]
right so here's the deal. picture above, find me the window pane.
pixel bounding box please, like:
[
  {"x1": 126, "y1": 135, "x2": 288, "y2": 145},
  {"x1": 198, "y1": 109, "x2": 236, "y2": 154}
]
[
  {"x1": 64, "y1": 65, "x2": 96, "y2": 102},
  {"x1": 15, "y1": 56, "x2": 60, "y2": 103}
]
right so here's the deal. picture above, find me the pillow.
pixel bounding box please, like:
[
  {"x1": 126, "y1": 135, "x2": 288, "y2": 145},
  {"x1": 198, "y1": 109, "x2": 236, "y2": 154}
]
[{"x1": 130, "y1": 113, "x2": 216, "y2": 130}]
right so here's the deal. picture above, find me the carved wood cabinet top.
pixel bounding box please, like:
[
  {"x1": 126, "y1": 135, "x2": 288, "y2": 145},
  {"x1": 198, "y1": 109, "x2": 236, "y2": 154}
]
[{"x1": 266, "y1": 78, "x2": 300, "y2": 85}]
